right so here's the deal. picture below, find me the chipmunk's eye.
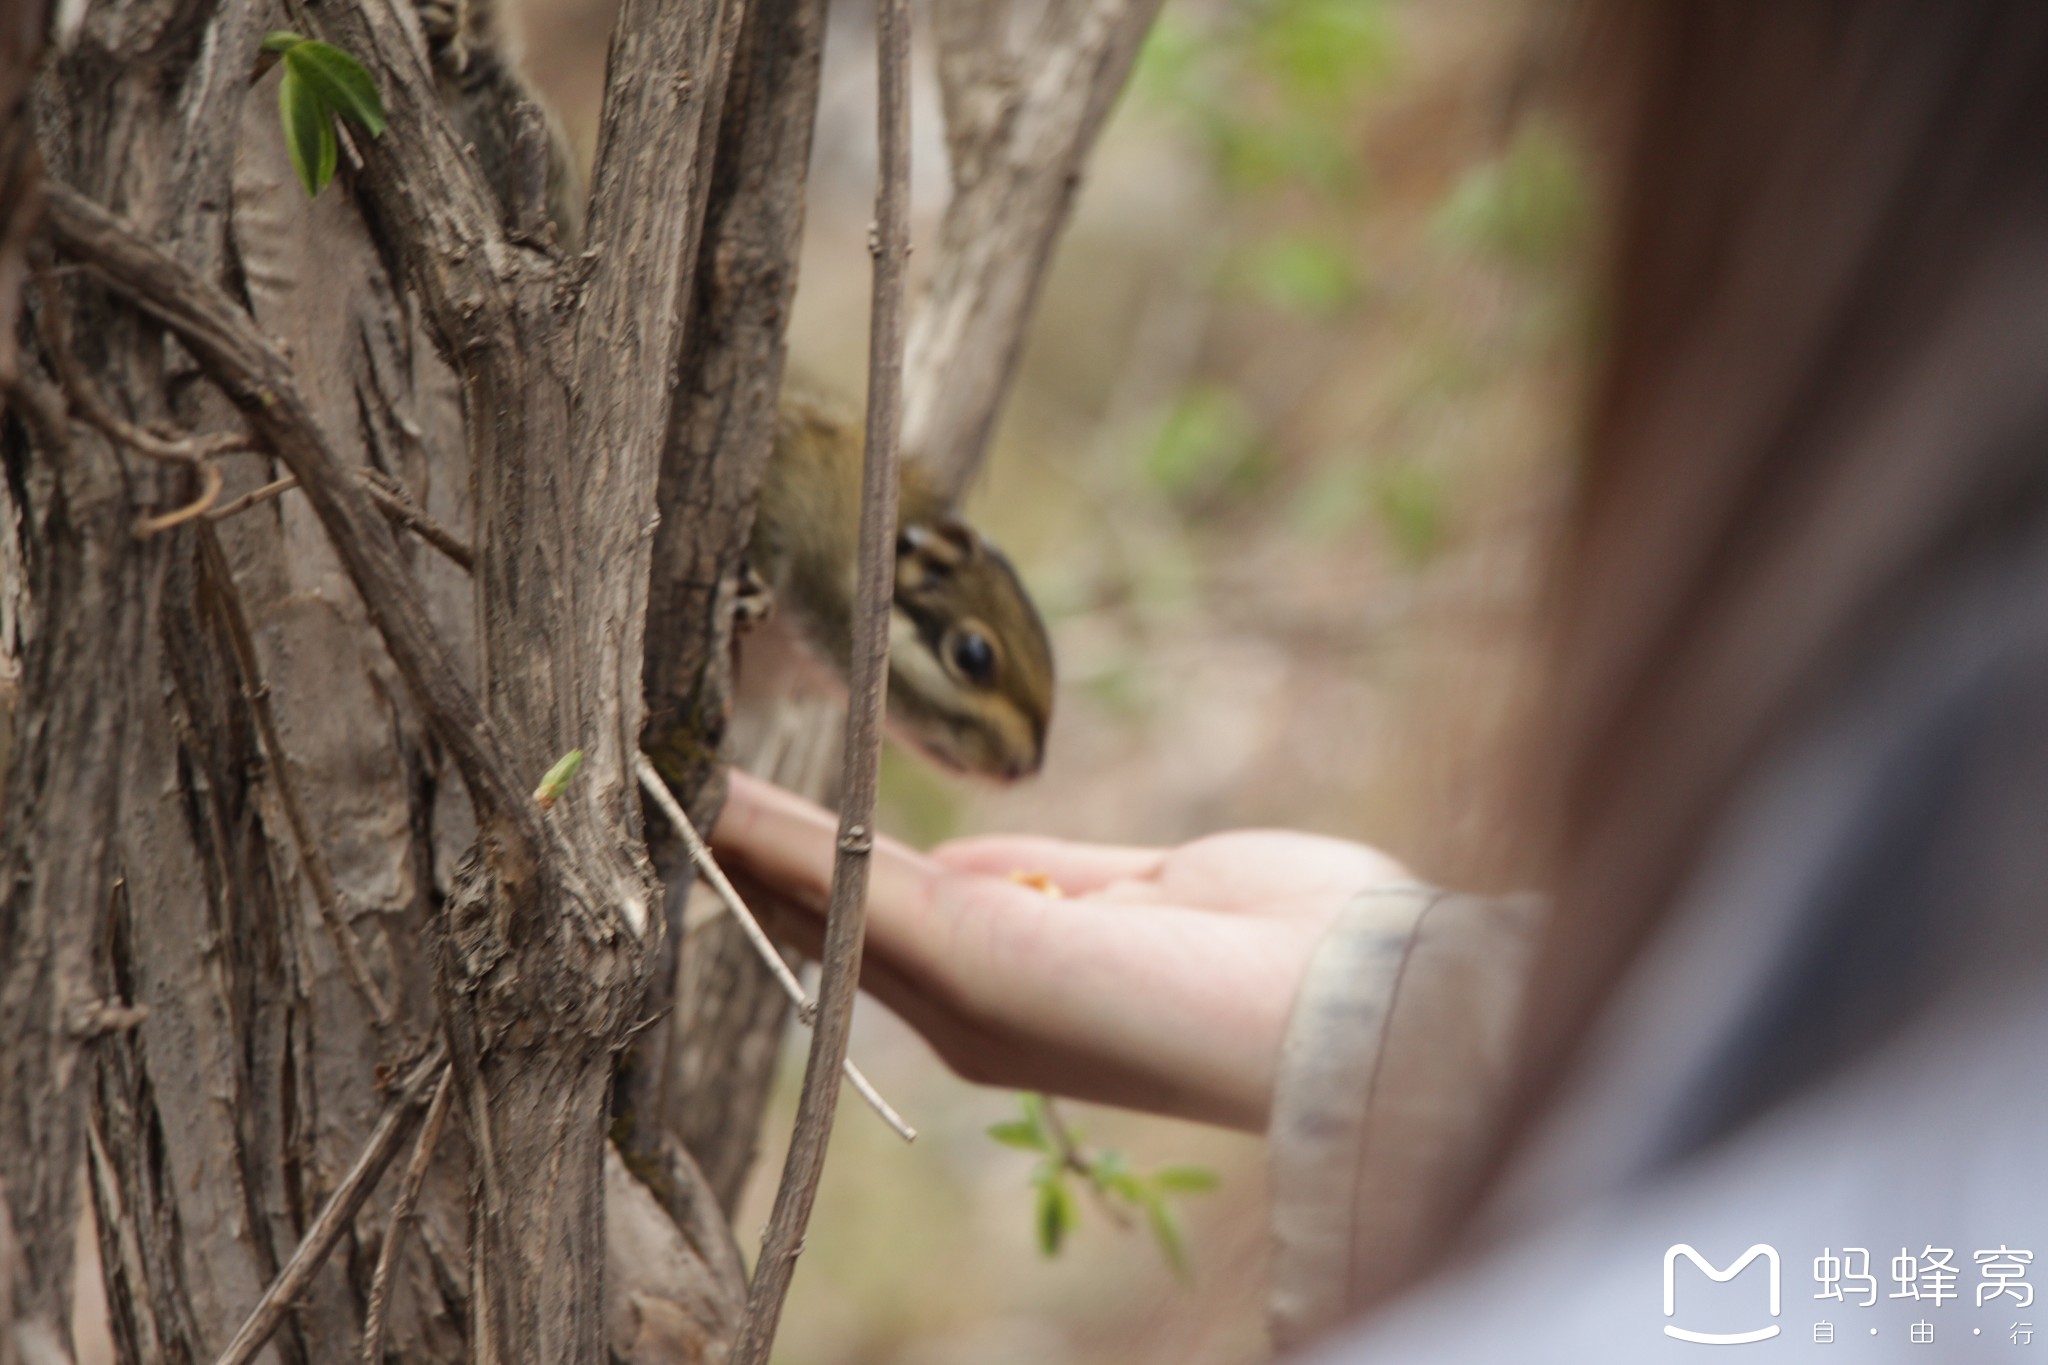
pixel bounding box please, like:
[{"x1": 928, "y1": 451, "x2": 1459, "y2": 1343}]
[{"x1": 948, "y1": 629, "x2": 997, "y2": 684}]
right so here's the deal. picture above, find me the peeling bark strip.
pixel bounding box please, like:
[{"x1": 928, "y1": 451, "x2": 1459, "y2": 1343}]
[{"x1": 0, "y1": 335, "x2": 149, "y2": 1353}]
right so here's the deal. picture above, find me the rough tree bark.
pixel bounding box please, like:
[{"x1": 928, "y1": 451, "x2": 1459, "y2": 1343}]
[{"x1": 7, "y1": 0, "x2": 767, "y2": 1355}]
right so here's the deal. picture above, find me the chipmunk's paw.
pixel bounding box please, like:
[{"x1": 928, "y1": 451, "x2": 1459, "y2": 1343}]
[{"x1": 734, "y1": 561, "x2": 775, "y2": 632}]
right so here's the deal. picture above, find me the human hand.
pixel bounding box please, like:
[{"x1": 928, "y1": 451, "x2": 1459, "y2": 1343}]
[{"x1": 710, "y1": 770, "x2": 1411, "y2": 1131}]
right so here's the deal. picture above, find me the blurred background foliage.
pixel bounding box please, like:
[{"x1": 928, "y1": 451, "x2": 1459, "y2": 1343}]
[{"x1": 514, "y1": 0, "x2": 1585, "y2": 1359}]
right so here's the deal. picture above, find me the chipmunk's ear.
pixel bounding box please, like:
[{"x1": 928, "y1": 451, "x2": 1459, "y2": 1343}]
[{"x1": 896, "y1": 517, "x2": 979, "y2": 593}]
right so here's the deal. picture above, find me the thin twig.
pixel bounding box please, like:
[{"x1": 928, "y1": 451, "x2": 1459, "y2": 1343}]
[
  {"x1": 637, "y1": 758, "x2": 811, "y2": 1015},
  {"x1": 133, "y1": 458, "x2": 223, "y2": 535},
  {"x1": 357, "y1": 469, "x2": 475, "y2": 571},
  {"x1": 36, "y1": 280, "x2": 255, "y2": 466},
  {"x1": 360, "y1": 1067, "x2": 453, "y2": 1365},
  {"x1": 207, "y1": 470, "x2": 476, "y2": 572},
  {"x1": 633, "y1": 755, "x2": 914, "y2": 1142},
  {"x1": 33, "y1": 273, "x2": 253, "y2": 534},
  {"x1": 210, "y1": 1046, "x2": 447, "y2": 1365},
  {"x1": 726, "y1": 0, "x2": 912, "y2": 1350},
  {"x1": 1040, "y1": 1096, "x2": 1132, "y2": 1229},
  {"x1": 196, "y1": 522, "x2": 396, "y2": 1028},
  {"x1": 208, "y1": 475, "x2": 298, "y2": 521}
]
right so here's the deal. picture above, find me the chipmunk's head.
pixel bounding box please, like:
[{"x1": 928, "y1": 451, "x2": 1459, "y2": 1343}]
[{"x1": 887, "y1": 517, "x2": 1054, "y2": 781}]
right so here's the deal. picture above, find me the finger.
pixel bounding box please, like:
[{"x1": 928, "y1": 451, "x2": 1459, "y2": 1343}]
[
  {"x1": 928, "y1": 834, "x2": 1166, "y2": 895},
  {"x1": 711, "y1": 769, "x2": 944, "y2": 943},
  {"x1": 710, "y1": 769, "x2": 841, "y2": 906}
]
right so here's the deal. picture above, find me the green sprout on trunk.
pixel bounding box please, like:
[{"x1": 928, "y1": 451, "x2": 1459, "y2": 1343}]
[{"x1": 261, "y1": 32, "x2": 388, "y2": 198}]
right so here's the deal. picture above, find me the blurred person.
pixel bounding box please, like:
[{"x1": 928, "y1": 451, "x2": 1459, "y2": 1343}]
[{"x1": 713, "y1": 2, "x2": 2048, "y2": 1357}]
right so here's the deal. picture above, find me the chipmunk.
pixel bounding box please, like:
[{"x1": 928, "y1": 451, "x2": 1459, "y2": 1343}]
[
  {"x1": 417, "y1": 1, "x2": 1054, "y2": 780},
  {"x1": 751, "y1": 389, "x2": 1052, "y2": 779}
]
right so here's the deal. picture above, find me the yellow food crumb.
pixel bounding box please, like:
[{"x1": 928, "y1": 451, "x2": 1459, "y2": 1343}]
[{"x1": 1008, "y1": 869, "x2": 1063, "y2": 897}]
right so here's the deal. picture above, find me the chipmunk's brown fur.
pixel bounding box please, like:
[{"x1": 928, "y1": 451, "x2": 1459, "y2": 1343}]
[{"x1": 752, "y1": 387, "x2": 1053, "y2": 778}]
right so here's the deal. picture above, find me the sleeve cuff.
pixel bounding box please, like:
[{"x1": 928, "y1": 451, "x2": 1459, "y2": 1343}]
[{"x1": 1267, "y1": 886, "x2": 1543, "y2": 1351}]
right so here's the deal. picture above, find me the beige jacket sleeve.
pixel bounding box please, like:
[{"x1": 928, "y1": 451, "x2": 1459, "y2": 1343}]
[{"x1": 1266, "y1": 886, "x2": 1543, "y2": 1353}]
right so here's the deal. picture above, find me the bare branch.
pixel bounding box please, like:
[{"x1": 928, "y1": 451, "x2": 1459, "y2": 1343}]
[
  {"x1": 728, "y1": 0, "x2": 913, "y2": 1347},
  {"x1": 129, "y1": 460, "x2": 222, "y2": 535},
  {"x1": 37, "y1": 310, "x2": 253, "y2": 462},
  {"x1": 0, "y1": 364, "x2": 67, "y2": 457},
  {"x1": 931, "y1": 0, "x2": 1012, "y2": 186},
  {"x1": 209, "y1": 1046, "x2": 447, "y2": 1365},
  {"x1": 910, "y1": 0, "x2": 1166, "y2": 498},
  {"x1": 634, "y1": 756, "x2": 915, "y2": 1142},
  {"x1": 206, "y1": 475, "x2": 298, "y2": 523},
  {"x1": 40, "y1": 179, "x2": 543, "y2": 862},
  {"x1": 356, "y1": 469, "x2": 476, "y2": 572},
  {"x1": 0, "y1": 0, "x2": 48, "y2": 388},
  {"x1": 207, "y1": 471, "x2": 477, "y2": 572},
  {"x1": 360, "y1": 1067, "x2": 454, "y2": 1365},
  {"x1": 640, "y1": 0, "x2": 829, "y2": 825},
  {"x1": 31, "y1": 275, "x2": 249, "y2": 533}
]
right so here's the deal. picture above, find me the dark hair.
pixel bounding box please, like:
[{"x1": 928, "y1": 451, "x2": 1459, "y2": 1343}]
[{"x1": 1498, "y1": 0, "x2": 2048, "y2": 1185}]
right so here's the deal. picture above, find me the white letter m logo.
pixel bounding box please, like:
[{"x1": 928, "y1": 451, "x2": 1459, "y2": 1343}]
[{"x1": 1663, "y1": 1243, "x2": 1781, "y2": 1345}]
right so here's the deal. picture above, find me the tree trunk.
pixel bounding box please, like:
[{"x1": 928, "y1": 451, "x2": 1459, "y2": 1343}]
[{"x1": 3, "y1": 0, "x2": 799, "y2": 1357}]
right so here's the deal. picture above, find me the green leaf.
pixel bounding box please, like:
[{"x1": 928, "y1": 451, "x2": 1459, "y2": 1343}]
[
  {"x1": 1252, "y1": 0, "x2": 1397, "y2": 104},
  {"x1": 1017, "y1": 1092, "x2": 1051, "y2": 1141},
  {"x1": 1035, "y1": 1176, "x2": 1076, "y2": 1257},
  {"x1": 986, "y1": 1120, "x2": 1045, "y2": 1152},
  {"x1": 1431, "y1": 120, "x2": 1587, "y2": 273},
  {"x1": 1142, "y1": 384, "x2": 1265, "y2": 501},
  {"x1": 1235, "y1": 232, "x2": 1362, "y2": 318},
  {"x1": 532, "y1": 748, "x2": 586, "y2": 809},
  {"x1": 1372, "y1": 462, "x2": 1447, "y2": 567},
  {"x1": 1153, "y1": 1164, "x2": 1222, "y2": 1194},
  {"x1": 1131, "y1": 14, "x2": 1211, "y2": 112},
  {"x1": 279, "y1": 67, "x2": 339, "y2": 198},
  {"x1": 284, "y1": 39, "x2": 387, "y2": 137},
  {"x1": 1098, "y1": 1170, "x2": 1148, "y2": 1204},
  {"x1": 1142, "y1": 1192, "x2": 1193, "y2": 1284},
  {"x1": 261, "y1": 30, "x2": 306, "y2": 54},
  {"x1": 1087, "y1": 1149, "x2": 1145, "y2": 1202}
]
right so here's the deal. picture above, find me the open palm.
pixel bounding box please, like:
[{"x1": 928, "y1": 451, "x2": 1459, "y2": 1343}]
[{"x1": 713, "y1": 772, "x2": 1409, "y2": 1130}]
